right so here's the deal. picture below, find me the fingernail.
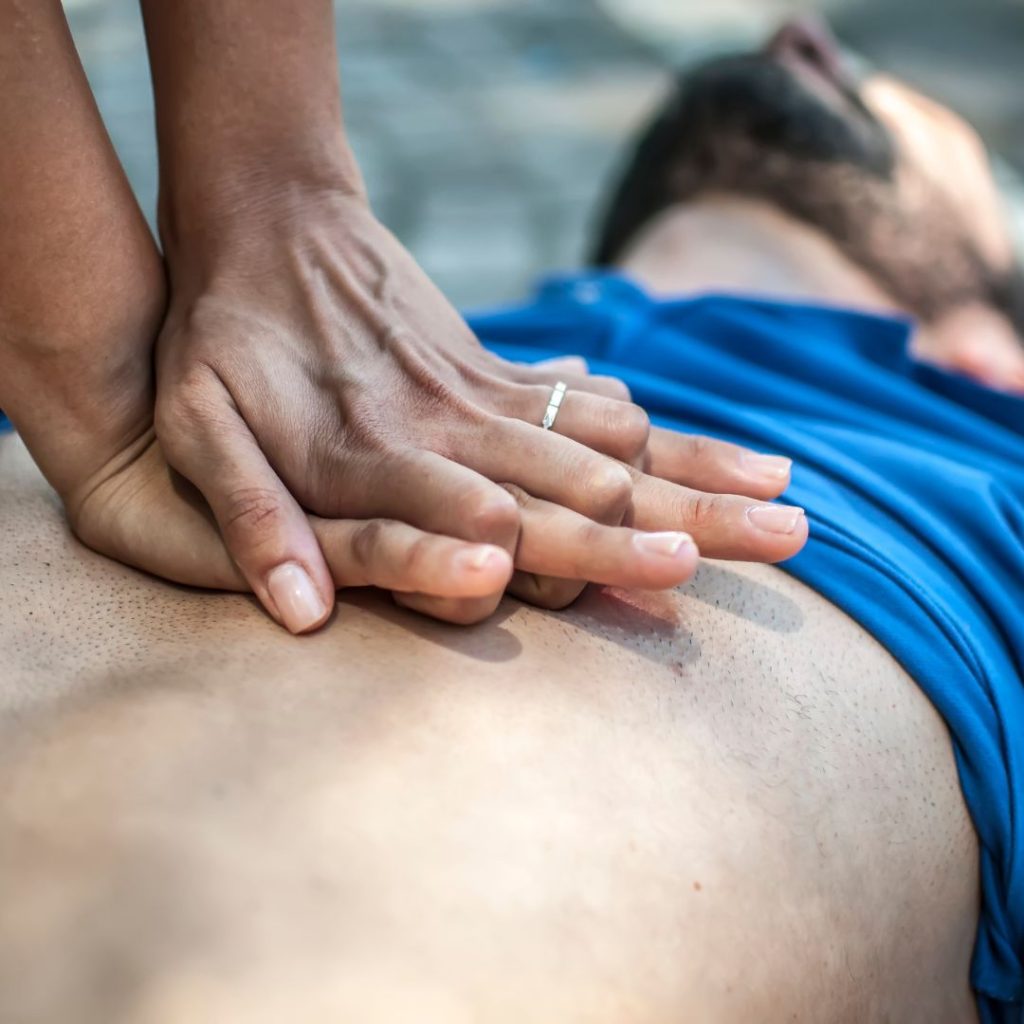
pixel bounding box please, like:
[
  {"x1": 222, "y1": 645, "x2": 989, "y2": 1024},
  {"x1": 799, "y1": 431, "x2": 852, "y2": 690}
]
[
  {"x1": 267, "y1": 563, "x2": 327, "y2": 634},
  {"x1": 746, "y1": 505, "x2": 805, "y2": 535},
  {"x1": 742, "y1": 453, "x2": 792, "y2": 481},
  {"x1": 457, "y1": 545, "x2": 507, "y2": 572},
  {"x1": 633, "y1": 531, "x2": 695, "y2": 558}
]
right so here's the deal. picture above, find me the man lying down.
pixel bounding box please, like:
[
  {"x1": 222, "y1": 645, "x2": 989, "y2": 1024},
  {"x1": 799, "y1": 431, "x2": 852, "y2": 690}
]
[
  {"x1": 0, "y1": 15, "x2": 1020, "y2": 1024},
  {"x1": 479, "y1": 18, "x2": 1024, "y2": 1020}
]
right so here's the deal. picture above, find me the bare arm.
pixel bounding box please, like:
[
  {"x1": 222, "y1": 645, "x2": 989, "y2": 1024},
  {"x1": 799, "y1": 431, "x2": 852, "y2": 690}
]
[
  {"x1": 136, "y1": 0, "x2": 805, "y2": 632},
  {"x1": 0, "y1": 0, "x2": 164, "y2": 496},
  {"x1": 0, "y1": 4, "x2": 793, "y2": 631},
  {"x1": 0, "y1": 3, "x2": 520, "y2": 614},
  {"x1": 139, "y1": 0, "x2": 362, "y2": 247}
]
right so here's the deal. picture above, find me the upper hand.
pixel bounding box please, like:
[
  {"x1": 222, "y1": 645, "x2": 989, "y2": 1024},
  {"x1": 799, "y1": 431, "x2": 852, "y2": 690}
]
[{"x1": 154, "y1": 188, "x2": 806, "y2": 629}]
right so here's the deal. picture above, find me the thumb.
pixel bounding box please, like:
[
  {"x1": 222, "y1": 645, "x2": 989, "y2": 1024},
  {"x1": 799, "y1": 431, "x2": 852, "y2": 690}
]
[{"x1": 159, "y1": 389, "x2": 334, "y2": 634}]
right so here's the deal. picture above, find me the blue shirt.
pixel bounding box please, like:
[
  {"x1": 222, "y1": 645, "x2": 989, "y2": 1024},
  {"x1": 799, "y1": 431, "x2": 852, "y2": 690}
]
[{"x1": 468, "y1": 271, "x2": 1024, "y2": 1024}]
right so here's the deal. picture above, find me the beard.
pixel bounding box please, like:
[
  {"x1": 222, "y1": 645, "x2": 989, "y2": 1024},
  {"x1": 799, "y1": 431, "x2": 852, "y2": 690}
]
[{"x1": 593, "y1": 53, "x2": 1024, "y2": 329}]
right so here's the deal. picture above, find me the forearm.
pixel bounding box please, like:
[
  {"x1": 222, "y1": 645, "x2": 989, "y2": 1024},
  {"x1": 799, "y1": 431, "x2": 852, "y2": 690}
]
[
  {"x1": 139, "y1": 0, "x2": 364, "y2": 254},
  {"x1": 0, "y1": 0, "x2": 163, "y2": 495}
]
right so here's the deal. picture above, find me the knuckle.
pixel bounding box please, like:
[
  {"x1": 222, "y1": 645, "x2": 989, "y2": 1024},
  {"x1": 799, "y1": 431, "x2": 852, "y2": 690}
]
[
  {"x1": 221, "y1": 486, "x2": 287, "y2": 538},
  {"x1": 175, "y1": 362, "x2": 220, "y2": 408},
  {"x1": 558, "y1": 525, "x2": 604, "y2": 579},
  {"x1": 587, "y1": 461, "x2": 633, "y2": 522},
  {"x1": 580, "y1": 518, "x2": 610, "y2": 552},
  {"x1": 387, "y1": 328, "x2": 488, "y2": 420},
  {"x1": 459, "y1": 485, "x2": 520, "y2": 541},
  {"x1": 350, "y1": 519, "x2": 388, "y2": 568},
  {"x1": 476, "y1": 382, "x2": 523, "y2": 421},
  {"x1": 607, "y1": 402, "x2": 650, "y2": 459},
  {"x1": 401, "y1": 534, "x2": 435, "y2": 578},
  {"x1": 329, "y1": 411, "x2": 393, "y2": 462},
  {"x1": 622, "y1": 401, "x2": 650, "y2": 435},
  {"x1": 686, "y1": 434, "x2": 716, "y2": 463},
  {"x1": 155, "y1": 366, "x2": 222, "y2": 444},
  {"x1": 531, "y1": 578, "x2": 585, "y2": 610},
  {"x1": 685, "y1": 492, "x2": 727, "y2": 532}
]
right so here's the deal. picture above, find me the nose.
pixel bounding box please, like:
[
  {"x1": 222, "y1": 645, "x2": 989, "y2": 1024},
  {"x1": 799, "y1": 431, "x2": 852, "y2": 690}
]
[{"x1": 765, "y1": 15, "x2": 849, "y2": 85}]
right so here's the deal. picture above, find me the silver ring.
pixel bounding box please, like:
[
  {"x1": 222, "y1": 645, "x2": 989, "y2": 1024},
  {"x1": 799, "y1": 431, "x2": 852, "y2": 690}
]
[{"x1": 541, "y1": 381, "x2": 568, "y2": 430}]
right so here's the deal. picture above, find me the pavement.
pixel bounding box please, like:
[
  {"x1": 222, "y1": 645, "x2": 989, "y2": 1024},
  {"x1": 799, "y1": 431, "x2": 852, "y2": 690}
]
[{"x1": 65, "y1": 0, "x2": 1024, "y2": 308}]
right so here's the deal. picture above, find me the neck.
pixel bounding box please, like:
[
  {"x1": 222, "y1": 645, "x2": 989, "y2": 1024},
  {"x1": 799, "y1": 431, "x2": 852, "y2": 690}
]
[
  {"x1": 615, "y1": 193, "x2": 1024, "y2": 391},
  {"x1": 617, "y1": 193, "x2": 904, "y2": 314}
]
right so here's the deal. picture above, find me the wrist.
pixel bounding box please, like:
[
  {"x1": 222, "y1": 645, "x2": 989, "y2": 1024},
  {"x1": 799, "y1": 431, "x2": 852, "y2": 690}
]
[
  {"x1": 142, "y1": 0, "x2": 358, "y2": 254},
  {"x1": 159, "y1": 170, "x2": 372, "y2": 283},
  {"x1": 158, "y1": 145, "x2": 366, "y2": 260},
  {"x1": 0, "y1": 268, "x2": 166, "y2": 501}
]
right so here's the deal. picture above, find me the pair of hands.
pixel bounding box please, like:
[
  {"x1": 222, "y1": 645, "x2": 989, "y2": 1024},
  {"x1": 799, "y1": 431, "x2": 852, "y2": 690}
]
[{"x1": 63, "y1": 189, "x2": 806, "y2": 632}]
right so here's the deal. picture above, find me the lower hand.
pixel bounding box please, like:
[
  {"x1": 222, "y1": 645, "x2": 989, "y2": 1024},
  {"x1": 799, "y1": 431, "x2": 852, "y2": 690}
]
[{"x1": 63, "y1": 419, "x2": 802, "y2": 631}]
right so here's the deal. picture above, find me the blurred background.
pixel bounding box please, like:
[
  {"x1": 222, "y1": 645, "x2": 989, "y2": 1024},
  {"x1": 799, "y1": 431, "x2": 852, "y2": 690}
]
[{"x1": 66, "y1": 0, "x2": 1024, "y2": 308}]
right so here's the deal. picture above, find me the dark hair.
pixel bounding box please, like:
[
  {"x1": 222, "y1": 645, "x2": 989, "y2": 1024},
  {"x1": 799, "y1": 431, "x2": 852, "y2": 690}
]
[
  {"x1": 589, "y1": 55, "x2": 894, "y2": 267},
  {"x1": 586, "y1": 53, "x2": 1024, "y2": 338}
]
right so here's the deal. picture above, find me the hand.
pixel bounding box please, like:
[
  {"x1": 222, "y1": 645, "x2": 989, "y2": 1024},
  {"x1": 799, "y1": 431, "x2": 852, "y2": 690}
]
[
  {"x1": 39, "y1": 260, "x2": 522, "y2": 628},
  {"x1": 499, "y1": 422, "x2": 805, "y2": 613},
  {"x1": 72, "y1": 423, "x2": 792, "y2": 630},
  {"x1": 155, "y1": 188, "x2": 806, "y2": 629},
  {"x1": 64, "y1": 428, "x2": 525, "y2": 618},
  {"x1": 19, "y1": 187, "x2": 799, "y2": 634},
  {"x1": 63, "y1": 424, "x2": 802, "y2": 632},
  {"x1": 40, "y1": 260, "x2": 707, "y2": 626}
]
